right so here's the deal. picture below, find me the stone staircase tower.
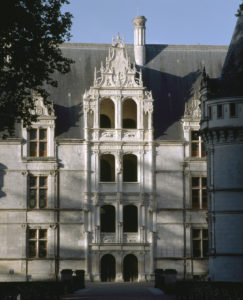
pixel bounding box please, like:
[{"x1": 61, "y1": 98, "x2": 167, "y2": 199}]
[{"x1": 82, "y1": 34, "x2": 155, "y2": 282}]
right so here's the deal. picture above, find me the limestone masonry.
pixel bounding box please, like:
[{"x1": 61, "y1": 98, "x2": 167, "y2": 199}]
[{"x1": 0, "y1": 15, "x2": 241, "y2": 282}]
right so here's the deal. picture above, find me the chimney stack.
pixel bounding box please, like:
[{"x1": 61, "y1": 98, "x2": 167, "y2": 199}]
[{"x1": 133, "y1": 16, "x2": 147, "y2": 66}]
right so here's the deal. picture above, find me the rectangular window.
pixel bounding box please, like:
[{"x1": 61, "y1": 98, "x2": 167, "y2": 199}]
[
  {"x1": 28, "y1": 228, "x2": 47, "y2": 258},
  {"x1": 29, "y1": 175, "x2": 48, "y2": 209},
  {"x1": 208, "y1": 106, "x2": 212, "y2": 120},
  {"x1": 29, "y1": 128, "x2": 47, "y2": 157},
  {"x1": 191, "y1": 131, "x2": 206, "y2": 158},
  {"x1": 191, "y1": 177, "x2": 207, "y2": 209},
  {"x1": 217, "y1": 105, "x2": 223, "y2": 119},
  {"x1": 192, "y1": 229, "x2": 208, "y2": 258},
  {"x1": 230, "y1": 103, "x2": 236, "y2": 118}
]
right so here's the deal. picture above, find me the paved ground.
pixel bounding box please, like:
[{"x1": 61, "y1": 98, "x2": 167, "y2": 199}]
[{"x1": 61, "y1": 282, "x2": 176, "y2": 300}]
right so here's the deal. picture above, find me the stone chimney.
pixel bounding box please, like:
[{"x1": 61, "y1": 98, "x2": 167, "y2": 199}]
[{"x1": 133, "y1": 16, "x2": 147, "y2": 66}]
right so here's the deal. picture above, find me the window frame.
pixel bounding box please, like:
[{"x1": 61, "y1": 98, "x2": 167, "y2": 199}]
[
  {"x1": 217, "y1": 104, "x2": 223, "y2": 119},
  {"x1": 122, "y1": 98, "x2": 137, "y2": 129},
  {"x1": 192, "y1": 228, "x2": 208, "y2": 258},
  {"x1": 123, "y1": 154, "x2": 138, "y2": 183},
  {"x1": 28, "y1": 128, "x2": 48, "y2": 157},
  {"x1": 27, "y1": 228, "x2": 48, "y2": 258},
  {"x1": 229, "y1": 103, "x2": 237, "y2": 118},
  {"x1": 190, "y1": 130, "x2": 206, "y2": 158},
  {"x1": 28, "y1": 175, "x2": 48, "y2": 209},
  {"x1": 191, "y1": 176, "x2": 207, "y2": 209},
  {"x1": 123, "y1": 205, "x2": 138, "y2": 233},
  {"x1": 208, "y1": 106, "x2": 212, "y2": 120},
  {"x1": 100, "y1": 205, "x2": 116, "y2": 233},
  {"x1": 99, "y1": 154, "x2": 116, "y2": 183}
]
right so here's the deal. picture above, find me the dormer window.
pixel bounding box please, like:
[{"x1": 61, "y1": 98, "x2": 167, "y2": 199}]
[
  {"x1": 29, "y1": 128, "x2": 47, "y2": 157},
  {"x1": 191, "y1": 131, "x2": 206, "y2": 158}
]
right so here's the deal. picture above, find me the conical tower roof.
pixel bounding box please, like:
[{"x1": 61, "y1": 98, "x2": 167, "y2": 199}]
[{"x1": 220, "y1": 12, "x2": 243, "y2": 95}]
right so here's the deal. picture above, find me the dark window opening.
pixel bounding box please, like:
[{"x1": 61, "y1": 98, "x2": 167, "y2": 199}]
[
  {"x1": 100, "y1": 98, "x2": 115, "y2": 128},
  {"x1": 122, "y1": 99, "x2": 137, "y2": 129},
  {"x1": 191, "y1": 131, "x2": 206, "y2": 158},
  {"x1": 191, "y1": 177, "x2": 207, "y2": 209},
  {"x1": 230, "y1": 103, "x2": 236, "y2": 118},
  {"x1": 201, "y1": 142, "x2": 206, "y2": 157},
  {"x1": 191, "y1": 131, "x2": 199, "y2": 157},
  {"x1": 29, "y1": 128, "x2": 47, "y2": 157},
  {"x1": 208, "y1": 106, "x2": 212, "y2": 120},
  {"x1": 29, "y1": 175, "x2": 48, "y2": 209},
  {"x1": 28, "y1": 228, "x2": 47, "y2": 258},
  {"x1": 123, "y1": 205, "x2": 138, "y2": 232},
  {"x1": 217, "y1": 105, "x2": 223, "y2": 119},
  {"x1": 100, "y1": 114, "x2": 111, "y2": 128},
  {"x1": 123, "y1": 154, "x2": 137, "y2": 182},
  {"x1": 100, "y1": 154, "x2": 115, "y2": 182},
  {"x1": 123, "y1": 119, "x2": 136, "y2": 129},
  {"x1": 192, "y1": 228, "x2": 208, "y2": 258},
  {"x1": 100, "y1": 205, "x2": 115, "y2": 233}
]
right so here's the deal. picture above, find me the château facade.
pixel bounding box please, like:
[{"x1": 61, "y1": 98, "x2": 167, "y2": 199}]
[{"x1": 0, "y1": 16, "x2": 228, "y2": 282}]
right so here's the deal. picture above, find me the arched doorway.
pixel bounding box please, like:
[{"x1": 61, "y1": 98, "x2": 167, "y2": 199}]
[
  {"x1": 101, "y1": 254, "x2": 116, "y2": 282},
  {"x1": 123, "y1": 254, "x2": 138, "y2": 282}
]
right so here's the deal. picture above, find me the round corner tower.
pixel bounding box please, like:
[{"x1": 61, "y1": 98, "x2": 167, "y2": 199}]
[{"x1": 200, "y1": 13, "x2": 243, "y2": 282}]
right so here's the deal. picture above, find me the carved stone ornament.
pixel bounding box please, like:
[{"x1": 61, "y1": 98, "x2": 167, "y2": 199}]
[
  {"x1": 184, "y1": 96, "x2": 201, "y2": 119},
  {"x1": 144, "y1": 102, "x2": 153, "y2": 114},
  {"x1": 101, "y1": 131, "x2": 114, "y2": 138},
  {"x1": 49, "y1": 224, "x2": 57, "y2": 229},
  {"x1": 32, "y1": 93, "x2": 55, "y2": 118},
  {"x1": 144, "y1": 91, "x2": 152, "y2": 99},
  {"x1": 83, "y1": 33, "x2": 147, "y2": 92}
]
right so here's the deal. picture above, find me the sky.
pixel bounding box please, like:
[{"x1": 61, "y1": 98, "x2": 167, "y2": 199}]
[{"x1": 62, "y1": 0, "x2": 241, "y2": 45}]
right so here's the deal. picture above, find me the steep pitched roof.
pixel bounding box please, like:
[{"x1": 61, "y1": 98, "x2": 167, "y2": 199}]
[
  {"x1": 219, "y1": 14, "x2": 243, "y2": 96},
  {"x1": 46, "y1": 43, "x2": 227, "y2": 140}
]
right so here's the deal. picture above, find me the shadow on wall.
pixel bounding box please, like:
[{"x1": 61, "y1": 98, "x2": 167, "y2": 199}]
[
  {"x1": 54, "y1": 102, "x2": 83, "y2": 137},
  {"x1": 0, "y1": 163, "x2": 7, "y2": 198},
  {"x1": 143, "y1": 66, "x2": 201, "y2": 139}
]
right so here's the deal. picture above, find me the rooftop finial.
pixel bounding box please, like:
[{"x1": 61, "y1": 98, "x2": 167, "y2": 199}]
[{"x1": 117, "y1": 32, "x2": 120, "y2": 43}]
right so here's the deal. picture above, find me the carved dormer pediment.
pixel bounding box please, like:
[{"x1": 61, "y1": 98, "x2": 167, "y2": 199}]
[
  {"x1": 32, "y1": 94, "x2": 55, "y2": 119},
  {"x1": 184, "y1": 92, "x2": 201, "y2": 120},
  {"x1": 93, "y1": 33, "x2": 143, "y2": 89}
]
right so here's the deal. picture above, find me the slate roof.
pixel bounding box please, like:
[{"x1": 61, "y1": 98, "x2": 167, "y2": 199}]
[
  {"x1": 46, "y1": 43, "x2": 228, "y2": 140},
  {"x1": 215, "y1": 15, "x2": 243, "y2": 97}
]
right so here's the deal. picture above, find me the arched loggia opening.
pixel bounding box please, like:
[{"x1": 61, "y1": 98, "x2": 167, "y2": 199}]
[
  {"x1": 101, "y1": 254, "x2": 116, "y2": 282},
  {"x1": 100, "y1": 205, "x2": 115, "y2": 233},
  {"x1": 123, "y1": 154, "x2": 137, "y2": 182},
  {"x1": 100, "y1": 98, "x2": 115, "y2": 128},
  {"x1": 123, "y1": 205, "x2": 138, "y2": 232},
  {"x1": 123, "y1": 254, "x2": 138, "y2": 282},
  {"x1": 100, "y1": 154, "x2": 115, "y2": 182},
  {"x1": 122, "y1": 98, "x2": 137, "y2": 129}
]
